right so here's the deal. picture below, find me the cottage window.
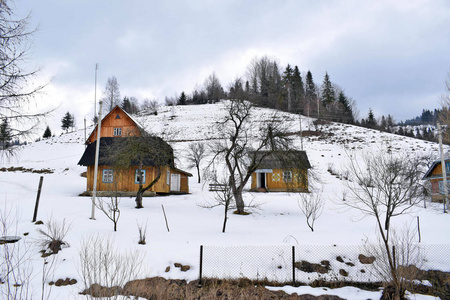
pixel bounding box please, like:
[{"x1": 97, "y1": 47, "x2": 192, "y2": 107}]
[
  {"x1": 102, "y1": 169, "x2": 114, "y2": 183},
  {"x1": 283, "y1": 171, "x2": 292, "y2": 183},
  {"x1": 113, "y1": 128, "x2": 122, "y2": 136},
  {"x1": 135, "y1": 169, "x2": 146, "y2": 184},
  {"x1": 166, "y1": 169, "x2": 170, "y2": 185},
  {"x1": 438, "y1": 180, "x2": 450, "y2": 194},
  {"x1": 446, "y1": 162, "x2": 450, "y2": 174}
]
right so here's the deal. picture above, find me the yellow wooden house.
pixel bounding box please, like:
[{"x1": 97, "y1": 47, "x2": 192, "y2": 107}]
[
  {"x1": 78, "y1": 106, "x2": 191, "y2": 196},
  {"x1": 422, "y1": 158, "x2": 450, "y2": 202},
  {"x1": 250, "y1": 150, "x2": 311, "y2": 192}
]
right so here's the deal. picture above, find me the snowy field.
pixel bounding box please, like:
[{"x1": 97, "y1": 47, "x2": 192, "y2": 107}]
[{"x1": 1, "y1": 102, "x2": 449, "y2": 299}]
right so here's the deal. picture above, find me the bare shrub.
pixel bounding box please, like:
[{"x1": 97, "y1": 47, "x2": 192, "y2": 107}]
[
  {"x1": 0, "y1": 206, "x2": 33, "y2": 300},
  {"x1": 298, "y1": 190, "x2": 324, "y2": 232},
  {"x1": 36, "y1": 218, "x2": 71, "y2": 255},
  {"x1": 137, "y1": 221, "x2": 147, "y2": 245},
  {"x1": 96, "y1": 195, "x2": 120, "y2": 232},
  {"x1": 78, "y1": 235, "x2": 145, "y2": 300}
]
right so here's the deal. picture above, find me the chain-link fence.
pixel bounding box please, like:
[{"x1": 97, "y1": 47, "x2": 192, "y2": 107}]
[{"x1": 199, "y1": 244, "x2": 450, "y2": 285}]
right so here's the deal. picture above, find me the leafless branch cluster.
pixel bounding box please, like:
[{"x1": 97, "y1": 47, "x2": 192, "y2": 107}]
[
  {"x1": 96, "y1": 195, "x2": 120, "y2": 232},
  {"x1": 36, "y1": 218, "x2": 71, "y2": 255},
  {"x1": 298, "y1": 190, "x2": 324, "y2": 232},
  {"x1": 78, "y1": 235, "x2": 145, "y2": 299},
  {"x1": 0, "y1": 206, "x2": 33, "y2": 299}
]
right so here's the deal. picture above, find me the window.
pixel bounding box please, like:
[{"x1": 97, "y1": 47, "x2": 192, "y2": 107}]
[
  {"x1": 283, "y1": 171, "x2": 292, "y2": 183},
  {"x1": 102, "y1": 169, "x2": 113, "y2": 183},
  {"x1": 439, "y1": 180, "x2": 450, "y2": 194},
  {"x1": 445, "y1": 162, "x2": 450, "y2": 174},
  {"x1": 135, "y1": 169, "x2": 146, "y2": 184},
  {"x1": 113, "y1": 127, "x2": 122, "y2": 136},
  {"x1": 166, "y1": 169, "x2": 170, "y2": 185}
]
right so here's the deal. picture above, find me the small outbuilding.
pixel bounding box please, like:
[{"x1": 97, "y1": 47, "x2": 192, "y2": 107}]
[
  {"x1": 78, "y1": 106, "x2": 192, "y2": 196},
  {"x1": 422, "y1": 158, "x2": 450, "y2": 202},
  {"x1": 250, "y1": 150, "x2": 311, "y2": 192}
]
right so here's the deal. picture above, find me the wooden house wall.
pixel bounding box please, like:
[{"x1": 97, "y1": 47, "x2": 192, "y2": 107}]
[
  {"x1": 251, "y1": 168, "x2": 308, "y2": 191},
  {"x1": 86, "y1": 165, "x2": 189, "y2": 193},
  {"x1": 87, "y1": 109, "x2": 140, "y2": 144}
]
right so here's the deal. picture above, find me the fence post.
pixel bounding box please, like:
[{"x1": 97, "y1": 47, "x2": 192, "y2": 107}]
[
  {"x1": 32, "y1": 176, "x2": 44, "y2": 222},
  {"x1": 292, "y1": 246, "x2": 296, "y2": 286},
  {"x1": 198, "y1": 245, "x2": 203, "y2": 286}
]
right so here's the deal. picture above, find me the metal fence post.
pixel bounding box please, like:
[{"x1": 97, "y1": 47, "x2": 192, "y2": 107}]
[
  {"x1": 198, "y1": 245, "x2": 203, "y2": 286},
  {"x1": 292, "y1": 246, "x2": 296, "y2": 286}
]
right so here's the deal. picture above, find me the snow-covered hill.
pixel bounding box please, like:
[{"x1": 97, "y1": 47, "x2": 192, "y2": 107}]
[{"x1": 0, "y1": 102, "x2": 448, "y2": 299}]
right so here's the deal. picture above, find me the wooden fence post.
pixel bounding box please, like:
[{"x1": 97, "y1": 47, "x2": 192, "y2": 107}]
[
  {"x1": 292, "y1": 246, "x2": 296, "y2": 286},
  {"x1": 198, "y1": 245, "x2": 204, "y2": 287},
  {"x1": 32, "y1": 176, "x2": 44, "y2": 222}
]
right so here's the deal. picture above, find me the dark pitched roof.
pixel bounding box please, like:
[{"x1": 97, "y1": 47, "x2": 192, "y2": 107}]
[
  {"x1": 78, "y1": 137, "x2": 174, "y2": 167},
  {"x1": 422, "y1": 159, "x2": 450, "y2": 180},
  {"x1": 254, "y1": 150, "x2": 311, "y2": 170}
]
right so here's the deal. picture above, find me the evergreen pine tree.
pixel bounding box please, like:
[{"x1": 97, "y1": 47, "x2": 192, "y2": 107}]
[
  {"x1": 337, "y1": 91, "x2": 353, "y2": 124},
  {"x1": 0, "y1": 118, "x2": 13, "y2": 150},
  {"x1": 321, "y1": 72, "x2": 335, "y2": 107},
  {"x1": 121, "y1": 96, "x2": 132, "y2": 113},
  {"x1": 366, "y1": 108, "x2": 377, "y2": 128},
  {"x1": 178, "y1": 91, "x2": 187, "y2": 105},
  {"x1": 282, "y1": 64, "x2": 294, "y2": 111},
  {"x1": 292, "y1": 66, "x2": 305, "y2": 113},
  {"x1": 61, "y1": 112, "x2": 73, "y2": 132},
  {"x1": 305, "y1": 70, "x2": 318, "y2": 117},
  {"x1": 43, "y1": 126, "x2": 52, "y2": 138}
]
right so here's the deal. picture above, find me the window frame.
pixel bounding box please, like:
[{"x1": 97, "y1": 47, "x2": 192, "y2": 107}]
[
  {"x1": 113, "y1": 127, "x2": 122, "y2": 136},
  {"x1": 102, "y1": 169, "x2": 114, "y2": 183},
  {"x1": 439, "y1": 179, "x2": 450, "y2": 194},
  {"x1": 282, "y1": 171, "x2": 293, "y2": 183},
  {"x1": 135, "y1": 169, "x2": 146, "y2": 184}
]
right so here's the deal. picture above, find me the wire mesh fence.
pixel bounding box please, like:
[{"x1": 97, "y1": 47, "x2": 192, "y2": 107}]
[{"x1": 199, "y1": 244, "x2": 450, "y2": 285}]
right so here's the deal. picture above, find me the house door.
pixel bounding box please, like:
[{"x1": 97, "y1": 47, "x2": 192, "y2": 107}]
[
  {"x1": 170, "y1": 174, "x2": 181, "y2": 192},
  {"x1": 257, "y1": 173, "x2": 266, "y2": 188}
]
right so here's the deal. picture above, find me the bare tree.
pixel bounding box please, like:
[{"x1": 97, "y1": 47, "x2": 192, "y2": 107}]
[
  {"x1": 439, "y1": 70, "x2": 450, "y2": 143},
  {"x1": 201, "y1": 178, "x2": 234, "y2": 233},
  {"x1": 96, "y1": 194, "x2": 120, "y2": 232},
  {"x1": 102, "y1": 76, "x2": 121, "y2": 112},
  {"x1": 1, "y1": 1, "x2": 47, "y2": 156},
  {"x1": 208, "y1": 100, "x2": 293, "y2": 214},
  {"x1": 341, "y1": 150, "x2": 426, "y2": 299},
  {"x1": 204, "y1": 72, "x2": 224, "y2": 103},
  {"x1": 186, "y1": 142, "x2": 206, "y2": 183},
  {"x1": 107, "y1": 134, "x2": 174, "y2": 208},
  {"x1": 141, "y1": 98, "x2": 159, "y2": 115},
  {"x1": 298, "y1": 190, "x2": 324, "y2": 232}
]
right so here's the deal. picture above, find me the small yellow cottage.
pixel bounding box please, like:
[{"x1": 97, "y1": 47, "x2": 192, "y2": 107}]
[{"x1": 250, "y1": 150, "x2": 311, "y2": 192}]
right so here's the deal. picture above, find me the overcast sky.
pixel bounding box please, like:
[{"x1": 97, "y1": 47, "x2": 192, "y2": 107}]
[{"x1": 13, "y1": 0, "x2": 450, "y2": 134}]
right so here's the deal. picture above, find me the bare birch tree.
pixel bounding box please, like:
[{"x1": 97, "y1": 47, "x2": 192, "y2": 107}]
[
  {"x1": 185, "y1": 142, "x2": 206, "y2": 183},
  {"x1": 341, "y1": 150, "x2": 426, "y2": 299}
]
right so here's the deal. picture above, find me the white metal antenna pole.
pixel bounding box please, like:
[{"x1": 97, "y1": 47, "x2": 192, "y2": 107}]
[
  {"x1": 299, "y1": 113, "x2": 303, "y2": 151},
  {"x1": 91, "y1": 101, "x2": 103, "y2": 220},
  {"x1": 437, "y1": 122, "x2": 448, "y2": 213},
  {"x1": 84, "y1": 117, "x2": 86, "y2": 149},
  {"x1": 94, "y1": 63, "x2": 98, "y2": 122}
]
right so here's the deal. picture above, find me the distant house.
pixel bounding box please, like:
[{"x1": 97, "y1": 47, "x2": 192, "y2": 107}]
[
  {"x1": 422, "y1": 159, "x2": 450, "y2": 202},
  {"x1": 78, "y1": 106, "x2": 191, "y2": 196},
  {"x1": 250, "y1": 150, "x2": 311, "y2": 192}
]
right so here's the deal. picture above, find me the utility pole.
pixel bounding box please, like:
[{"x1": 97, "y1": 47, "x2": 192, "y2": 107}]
[
  {"x1": 299, "y1": 113, "x2": 304, "y2": 151},
  {"x1": 94, "y1": 63, "x2": 98, "y2": 122},
  {"x1": 91, "y1": 101, "x2": 103, "y2": 220},
  {"x1": 437, "y1": 122, "x2": 448, "y2": 213}
]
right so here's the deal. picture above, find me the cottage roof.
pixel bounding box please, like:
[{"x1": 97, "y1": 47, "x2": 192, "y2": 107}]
[
  {"x1": 254, "y1": 150, "x2": 311, "y2": 170},
  {"x1": 86, "y1": 106, "x2": 146, "y2": 144},
  {"x1": 78, "y1": 137, "x2": 174, "y2": 167},
  {"x1": 422, "y1": 158, "x2": 450, "y2": 180}
]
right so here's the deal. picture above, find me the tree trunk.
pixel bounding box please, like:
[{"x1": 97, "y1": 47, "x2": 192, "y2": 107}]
[
  {"x1": 135, "y1": 188, "x2": 144, "y2": 209},
  {"x1": 222, "y1": 202, "x2": 229, "y2": 233},
  {"x1": 196, "y1": 164, "x2": 201, "y2": 184},
  {"x1": 234, "y1": 190, "x2": 245, "y2": 214}
]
